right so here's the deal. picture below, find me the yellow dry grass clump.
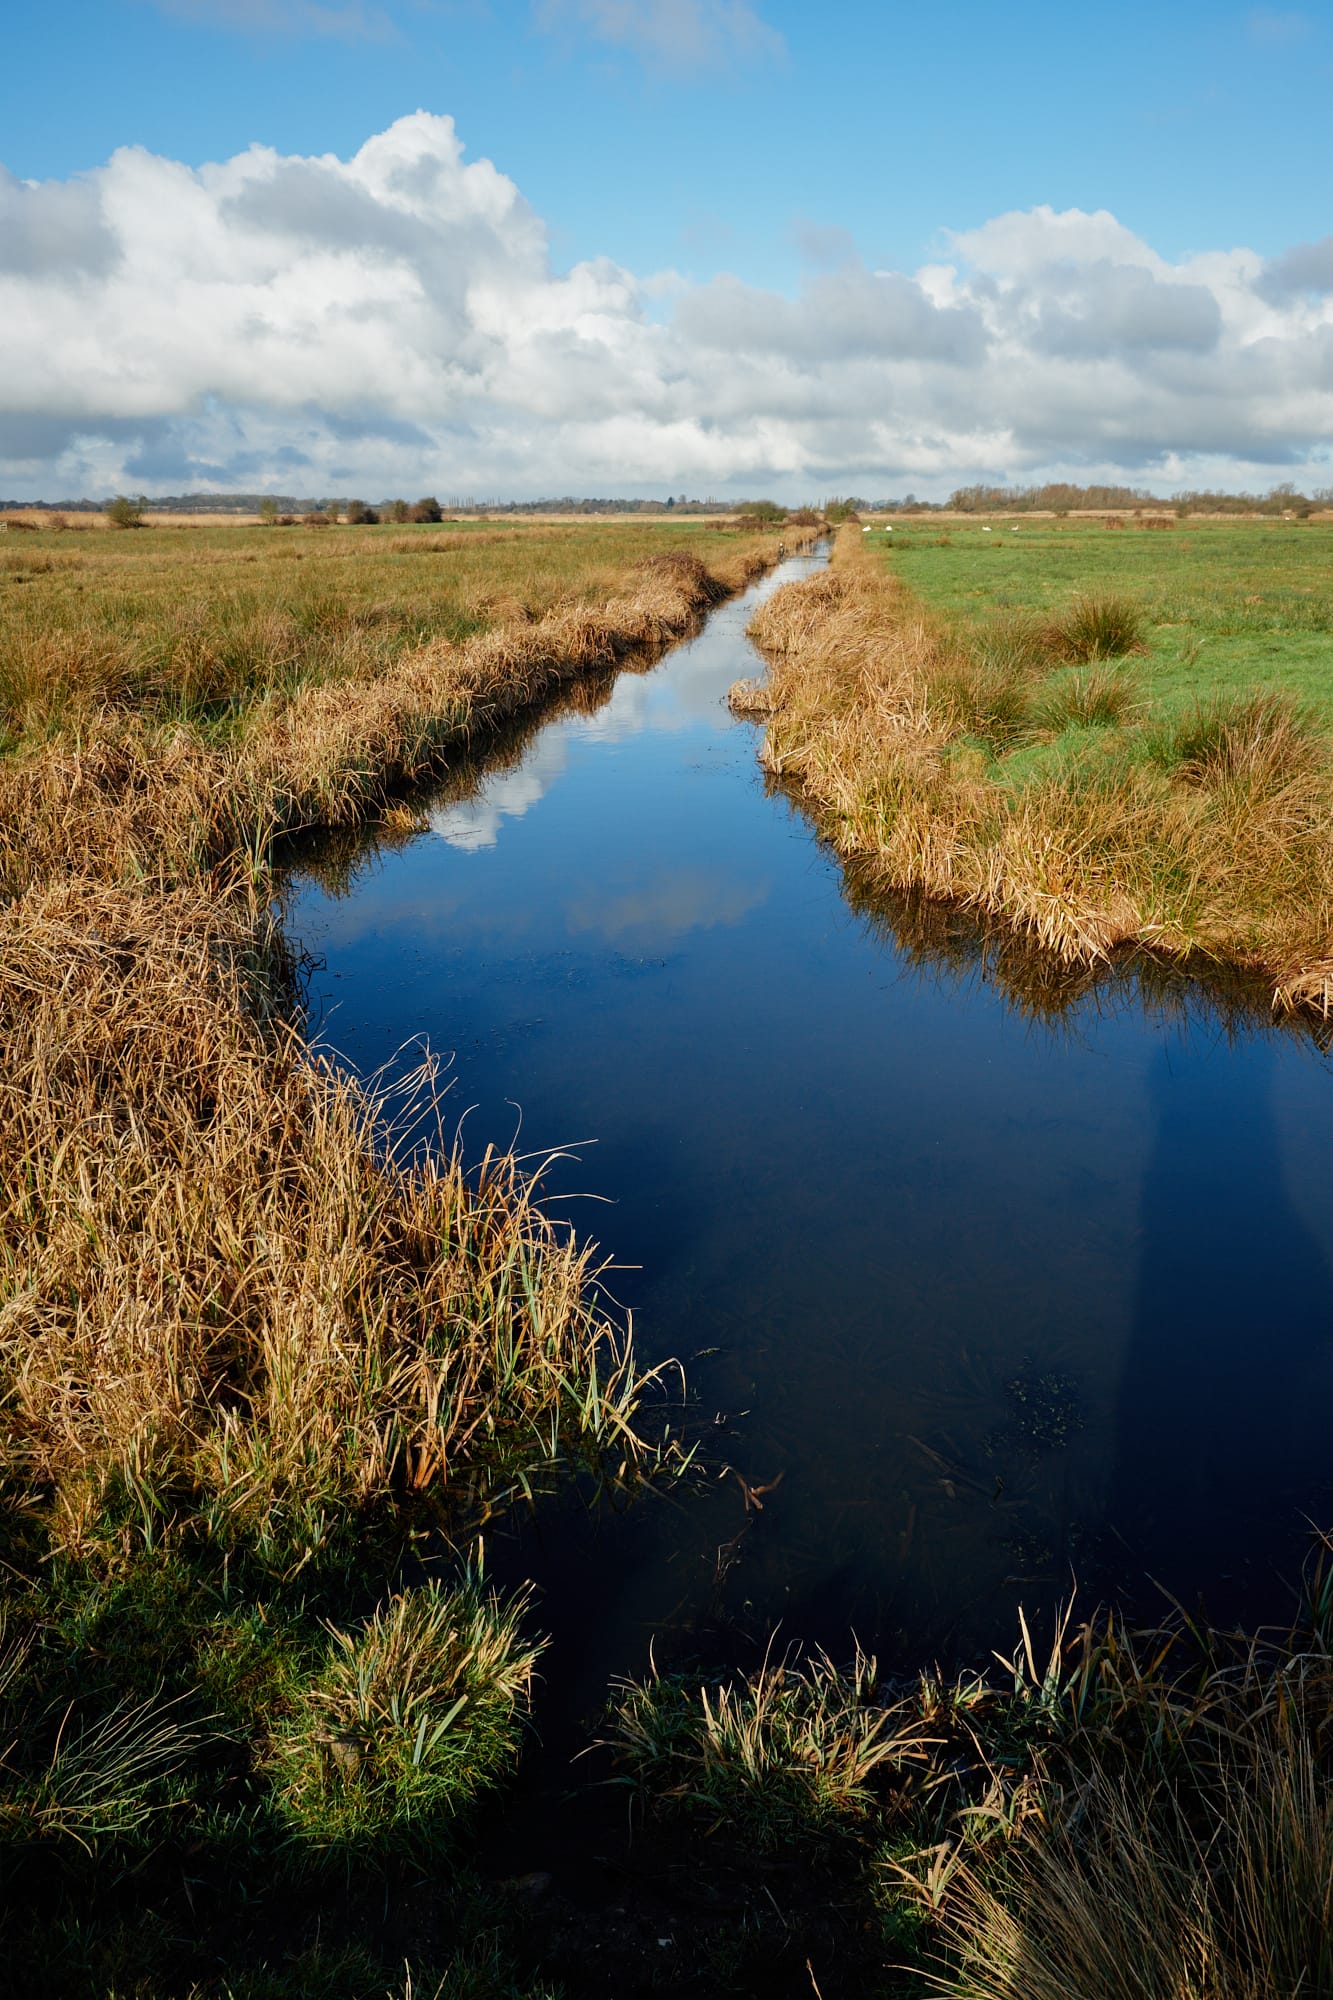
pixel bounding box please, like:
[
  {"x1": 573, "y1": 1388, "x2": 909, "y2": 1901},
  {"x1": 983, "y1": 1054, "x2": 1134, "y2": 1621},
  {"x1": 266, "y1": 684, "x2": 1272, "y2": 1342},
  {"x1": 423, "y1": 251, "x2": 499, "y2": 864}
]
[
  {"x1": 0, "y1": 529, "x2": 786, "y2": 1566},
  {"x1": 748, "y1": 528, "x2": 1333, "y2": 1012}
]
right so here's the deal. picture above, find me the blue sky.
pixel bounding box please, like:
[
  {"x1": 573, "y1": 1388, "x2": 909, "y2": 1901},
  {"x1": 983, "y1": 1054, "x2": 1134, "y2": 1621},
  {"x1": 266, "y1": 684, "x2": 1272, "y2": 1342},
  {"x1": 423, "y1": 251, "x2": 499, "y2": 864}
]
[{"x1": 2, "y1": 0, "x2": 1331, "y2": 498}]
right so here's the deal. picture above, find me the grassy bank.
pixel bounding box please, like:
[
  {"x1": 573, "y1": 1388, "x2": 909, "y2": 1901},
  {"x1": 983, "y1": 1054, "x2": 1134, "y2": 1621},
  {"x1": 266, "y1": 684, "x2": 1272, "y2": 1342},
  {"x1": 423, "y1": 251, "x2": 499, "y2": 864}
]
[
  {"x1": 0, "y1": 516, "x2": 791, "y2": 1995},
  {"x1": 747, "y1": 521, "x2": 1333, "y2": 1011},
  {"x1": 606, "y1": 1542, "x2": 1333, "y2": 1996},
  {"x1": 0, "y1": 516, "x2": 781, "y2": 753}
]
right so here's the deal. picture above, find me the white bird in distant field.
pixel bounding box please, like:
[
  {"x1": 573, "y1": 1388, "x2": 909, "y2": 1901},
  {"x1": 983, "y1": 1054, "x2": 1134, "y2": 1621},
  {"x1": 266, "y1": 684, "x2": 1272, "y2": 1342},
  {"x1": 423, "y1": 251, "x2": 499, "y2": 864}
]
[{"x1": 982, "y1": 526, "x2": 991, "y2": 532}]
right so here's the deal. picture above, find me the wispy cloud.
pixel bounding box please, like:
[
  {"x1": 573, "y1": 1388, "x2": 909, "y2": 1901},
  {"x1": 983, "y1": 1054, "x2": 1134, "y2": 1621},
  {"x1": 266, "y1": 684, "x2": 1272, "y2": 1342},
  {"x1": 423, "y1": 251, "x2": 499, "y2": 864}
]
[
  {"x1": 1247, "y1": 8, "x2": 1314, "y2": 45},
  {"x1": 533, "y1": 0, "x2": 784, "y2": 72},
  {"x1": 144, "y1": 0, "x2": 396, "y2": 40},
  {"x1": 567, "y1": 868, "x2": 769, "y2": 942},
  {"x1": 790, "y1": 215, "x2": 859, "y2": 270}
]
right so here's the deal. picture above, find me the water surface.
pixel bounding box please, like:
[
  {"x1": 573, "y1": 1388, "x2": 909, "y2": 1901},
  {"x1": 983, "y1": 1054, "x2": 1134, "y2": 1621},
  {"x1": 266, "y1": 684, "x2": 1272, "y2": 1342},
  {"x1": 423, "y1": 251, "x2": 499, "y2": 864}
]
[{"x1": 288, "y1": 549, "x2": 1333, "y2": 1715}]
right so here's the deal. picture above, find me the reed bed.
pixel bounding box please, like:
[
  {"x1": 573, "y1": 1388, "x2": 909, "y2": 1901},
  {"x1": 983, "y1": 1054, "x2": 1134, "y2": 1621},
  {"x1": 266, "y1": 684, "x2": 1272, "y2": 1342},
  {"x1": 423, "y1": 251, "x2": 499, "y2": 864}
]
[{"x1": 747, "y1": 529, "x2": 1333, "y2": 1011}]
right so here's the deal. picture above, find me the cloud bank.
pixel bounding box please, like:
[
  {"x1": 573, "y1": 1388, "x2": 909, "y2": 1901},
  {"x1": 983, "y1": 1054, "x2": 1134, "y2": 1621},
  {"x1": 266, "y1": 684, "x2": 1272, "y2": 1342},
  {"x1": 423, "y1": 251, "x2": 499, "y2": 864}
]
[{"x1": 3, "y1": 113, "x2": 1332, "y2": 499}]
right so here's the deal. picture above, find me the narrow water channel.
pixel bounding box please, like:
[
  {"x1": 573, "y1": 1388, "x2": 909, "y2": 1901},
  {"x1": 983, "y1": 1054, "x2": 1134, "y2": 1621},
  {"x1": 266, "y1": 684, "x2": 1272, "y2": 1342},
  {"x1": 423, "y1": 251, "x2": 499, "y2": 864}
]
[{"x1": 288, "y1": 547, "x2": 1333, "y2": 1719}]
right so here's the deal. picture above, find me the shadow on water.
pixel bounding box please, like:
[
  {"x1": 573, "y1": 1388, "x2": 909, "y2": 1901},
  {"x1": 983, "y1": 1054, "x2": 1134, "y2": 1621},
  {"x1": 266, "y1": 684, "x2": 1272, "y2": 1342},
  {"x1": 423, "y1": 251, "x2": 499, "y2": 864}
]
[
  {"x1": 1109, "y1": 1039, "x2": 1333, "y2": 1627},
  {"x1": 281, "y1": 544, "x2": 1333, "y2": 1749}
]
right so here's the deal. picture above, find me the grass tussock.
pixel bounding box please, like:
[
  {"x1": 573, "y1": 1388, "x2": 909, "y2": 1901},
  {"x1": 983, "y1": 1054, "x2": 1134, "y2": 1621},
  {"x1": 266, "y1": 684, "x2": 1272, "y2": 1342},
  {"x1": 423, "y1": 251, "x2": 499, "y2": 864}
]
[
  {"x1": 963, "y1": 609, "x2": 1054, "y2": 679},
  {"x1": 270, "y1": 1578, "x2": 540, "y2": 1858},
  {"x1": 1034, "y1": 662, "x2": 1140, "y2": 732},
  {"x1": 747, "y1": 528, "x2": 1333, "y2": 1007},
  {"x1": 726, "y1": 676, "x2": 774, "y2": 716},
  {"x1": 1044, "y1": 593, "x2": 1146, "y2": 662},
  {"x1": 606, "y1": 1642, "x2": 936, "y2": 1850},
  {"x1": 929, "y1": 652, "x2": 1030, "y2": 752},
  {"x1": 1153, "y1": 687, "x2": 1324, "y2": 793},
  {"x1": 0, "y1": 1604, "x2": 205, "y2": 1855},
  {"x1": 923, "y1": 1724, "x2": 1333, "y2": 2000},
  {"x1": 910, "y1": 1571, "x2": 1333, "y2": 2000}
]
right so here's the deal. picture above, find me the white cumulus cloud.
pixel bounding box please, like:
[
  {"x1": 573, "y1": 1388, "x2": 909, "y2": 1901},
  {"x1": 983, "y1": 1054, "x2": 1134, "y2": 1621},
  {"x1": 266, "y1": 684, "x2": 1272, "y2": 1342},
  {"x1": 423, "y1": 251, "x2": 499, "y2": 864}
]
[{"x1": 2, "y1": 116, "x2": 1333, "y2": 500}]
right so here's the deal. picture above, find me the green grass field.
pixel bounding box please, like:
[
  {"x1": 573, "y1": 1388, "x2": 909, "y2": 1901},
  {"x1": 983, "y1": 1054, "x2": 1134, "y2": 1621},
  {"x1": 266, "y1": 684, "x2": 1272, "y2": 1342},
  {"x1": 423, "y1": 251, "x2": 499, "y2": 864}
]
[{"x1": 880, "y1": 515, "x2": 1333, "y2": 723}]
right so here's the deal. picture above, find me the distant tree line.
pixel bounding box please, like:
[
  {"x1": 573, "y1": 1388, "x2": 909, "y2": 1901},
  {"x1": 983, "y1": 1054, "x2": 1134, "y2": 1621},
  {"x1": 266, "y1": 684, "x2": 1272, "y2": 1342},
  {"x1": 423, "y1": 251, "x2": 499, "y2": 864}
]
[
  {"x1": 6, "y1": 492, "x2": 808, "y2": 518},
  {"x1": 8, "y1": 484, "x2": 1333, "y2": 520},
  {"x1": 946, "y1": 481, "x2": 1333, "y2": 516}
]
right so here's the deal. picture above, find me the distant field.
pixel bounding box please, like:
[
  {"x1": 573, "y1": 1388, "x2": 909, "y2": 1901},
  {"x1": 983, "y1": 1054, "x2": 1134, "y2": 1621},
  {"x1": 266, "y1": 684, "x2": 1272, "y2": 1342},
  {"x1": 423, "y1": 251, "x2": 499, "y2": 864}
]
[
  {"x1": 0, "y1": 515, "x2": 759, "y2": 751},
  {"x1": 878, "y1": 515, "x2": 1333, "y2": 728}
]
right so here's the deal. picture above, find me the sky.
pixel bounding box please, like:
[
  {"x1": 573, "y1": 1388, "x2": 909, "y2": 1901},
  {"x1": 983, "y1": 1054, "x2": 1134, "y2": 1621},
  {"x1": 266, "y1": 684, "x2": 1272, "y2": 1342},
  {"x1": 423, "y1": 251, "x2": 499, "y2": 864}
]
[{"x1": 2, "y1": 0, "x2": 1332, "y2": 500}]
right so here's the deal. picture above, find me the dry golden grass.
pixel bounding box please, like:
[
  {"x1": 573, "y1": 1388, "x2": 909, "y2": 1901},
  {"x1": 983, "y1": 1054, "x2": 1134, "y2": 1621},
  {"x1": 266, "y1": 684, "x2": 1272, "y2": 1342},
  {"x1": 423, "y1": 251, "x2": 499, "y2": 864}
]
[
  {"x1": 924, "y1": 1727, "x2": 1333, "y2": 2000},
  {"x1": 748, "y1": 529, "x2": 1333, "y2": 1011},
  {"x1": 910, "y1": 1582, "x2": 1333, "y2": 2000},
  {"x1": 605, "y1": 1550, "x2": 1333, "y2": 1996},
  {"x1": 0, "y1": 516, "x2": 776, "y2": 750},
  {"x1": 0, "y1": 525, "x2": 791, "y2": 1569},
  {"x1": 0, "y1": 873, "x2": 668, "y2": 1567}
]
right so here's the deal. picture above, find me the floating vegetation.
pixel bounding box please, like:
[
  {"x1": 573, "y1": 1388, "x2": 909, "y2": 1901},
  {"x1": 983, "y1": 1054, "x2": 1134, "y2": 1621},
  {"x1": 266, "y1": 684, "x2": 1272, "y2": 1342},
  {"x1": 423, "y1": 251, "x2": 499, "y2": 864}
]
[{"x1": 986, "y1": 1364, "x2": 1086, "y2": 1461}]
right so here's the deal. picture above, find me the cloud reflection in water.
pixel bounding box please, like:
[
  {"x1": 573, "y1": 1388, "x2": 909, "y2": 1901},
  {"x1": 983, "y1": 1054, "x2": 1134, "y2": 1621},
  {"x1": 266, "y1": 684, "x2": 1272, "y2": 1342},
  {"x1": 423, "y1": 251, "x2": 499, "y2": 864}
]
[
  {"x1": 429, "y1": 733, "x2": 572, "y2": 851},
  {"x1": 566, "y1": 868, "x2": 770, "y2": 944}
]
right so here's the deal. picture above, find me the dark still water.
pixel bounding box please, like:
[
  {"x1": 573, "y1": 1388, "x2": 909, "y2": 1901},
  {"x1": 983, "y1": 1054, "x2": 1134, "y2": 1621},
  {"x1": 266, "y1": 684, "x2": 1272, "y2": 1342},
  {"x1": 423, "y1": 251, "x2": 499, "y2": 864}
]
[{"x1": 287, "y1": 548, "x2": 1333, "y2": 1714}]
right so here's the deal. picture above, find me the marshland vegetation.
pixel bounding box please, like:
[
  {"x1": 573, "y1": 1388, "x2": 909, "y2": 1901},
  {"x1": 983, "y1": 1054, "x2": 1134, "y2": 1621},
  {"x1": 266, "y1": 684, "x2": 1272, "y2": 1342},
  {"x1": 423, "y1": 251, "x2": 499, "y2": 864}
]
[
  {"x1": 607, "y1": 1542, "x2": 1333, "y2": 1998},
  {"x1": 5, "y1": 506, "x2": 1333, "y2": 1997},
  {"x1": 0, "y1": 512, "x2": 794, "y2": 1994},
  {"x1": 749, "y1": 517, "x2": 1333, "y2": 1008}
]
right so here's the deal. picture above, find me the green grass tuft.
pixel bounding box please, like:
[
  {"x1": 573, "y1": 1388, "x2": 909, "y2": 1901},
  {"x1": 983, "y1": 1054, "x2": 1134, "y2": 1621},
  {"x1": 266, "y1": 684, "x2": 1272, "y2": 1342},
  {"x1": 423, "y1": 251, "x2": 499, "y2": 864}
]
[
  {"x1": 605, "y1": 1643, "x2": 934, "y2": 1852},
  {"x1": 270, "y1": 1579, "x2": 540, "y2": 1860},
  {"x1": 1035, "y1": 662, "x2": 1140, "y2": 732}
]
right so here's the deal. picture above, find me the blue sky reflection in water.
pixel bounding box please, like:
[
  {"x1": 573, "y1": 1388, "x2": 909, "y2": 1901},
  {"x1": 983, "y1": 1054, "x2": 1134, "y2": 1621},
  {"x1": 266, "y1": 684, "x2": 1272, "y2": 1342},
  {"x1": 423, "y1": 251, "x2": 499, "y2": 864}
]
[{"x1": 287, "y1": 551, "x2": 1333, "y2": 1703}]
